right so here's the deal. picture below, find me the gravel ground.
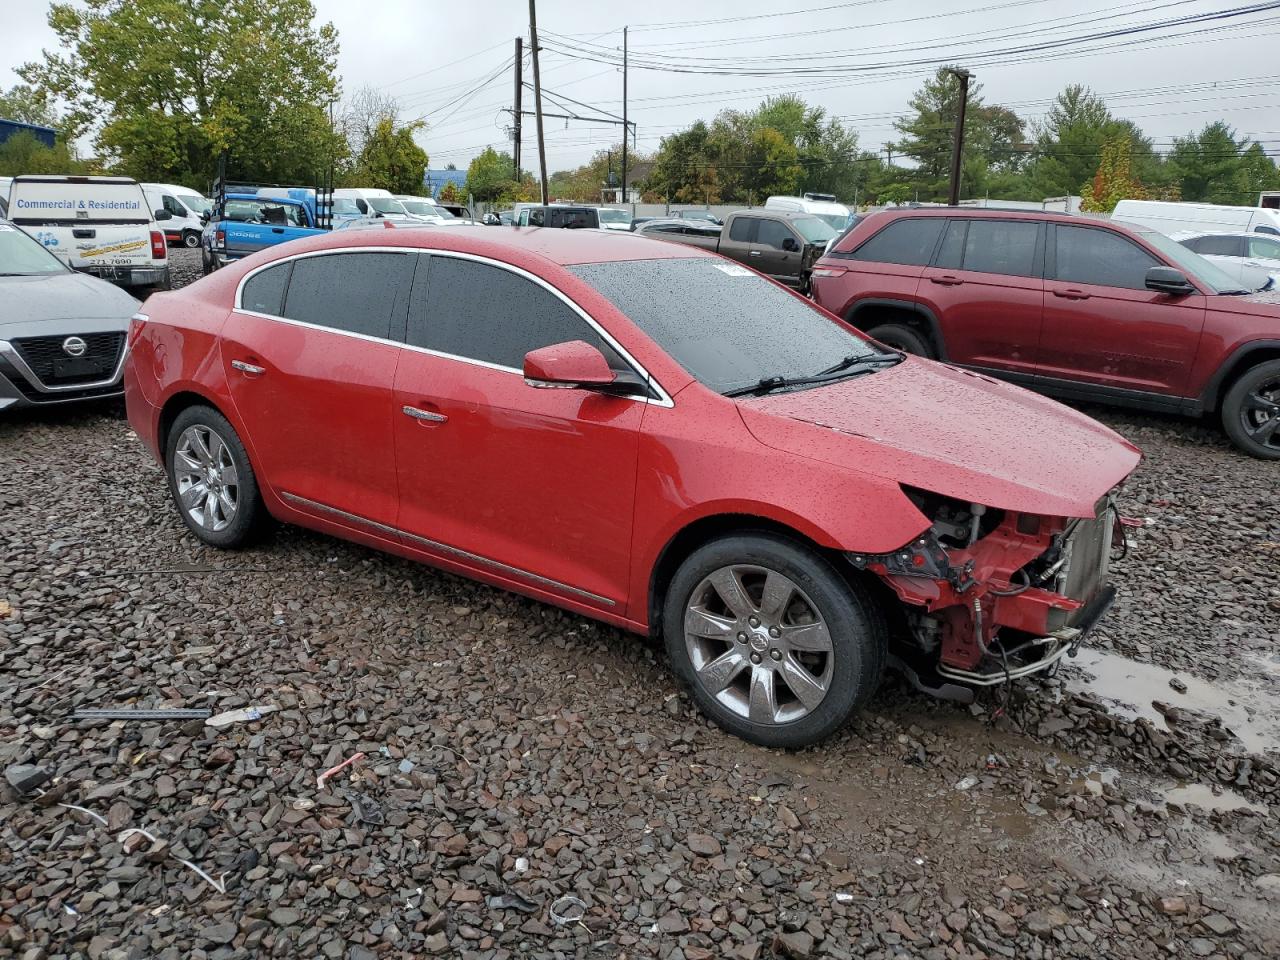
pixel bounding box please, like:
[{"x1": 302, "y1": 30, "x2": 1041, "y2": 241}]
[{"x1": 1, "y1": 248, "x2": 1277, "y2": 959}]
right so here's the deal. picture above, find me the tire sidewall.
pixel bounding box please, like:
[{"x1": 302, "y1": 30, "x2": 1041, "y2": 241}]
[
  {"x1": 165, "y1": 406, "x2": 264, "y2": 547},
  {"x1": 663, "y1": 533, "x2": 884, "y2": 748},
  {"x1": 1221, "y1": 360, "x2": 1280, "y2": 460},
  {"x1": 865, "y1": 322, "x2": 933, "y2": 358},
  {"x1": 183, "y1": 230, "x2": 201, "y2": 248}
]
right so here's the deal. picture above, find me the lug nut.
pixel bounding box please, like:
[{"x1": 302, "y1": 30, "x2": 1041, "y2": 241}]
[
  {"x1": 769, "y1": 626, "x2": 781, "y2": 638},
  {"x1": 748, "y1": 616, "x2": 760, "y2": 627},
  {"x1": 737, "y1": 632, "x2": 747, "y2": 643},
  {"x1": 770, "y1": 649, "x2": 782, "y2": 661},
  {"x1": 750, "y1": 653, "x2": 762, "y2": 664}
]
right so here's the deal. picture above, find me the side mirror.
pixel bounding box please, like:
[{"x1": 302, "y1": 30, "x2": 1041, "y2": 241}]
[
  {"x1": 1145, "y1": 266, "x2": 1196, "y2": 296},
  {"x1": 524, "y1": 340, "x2": 617, "y2": 390},
  {"x1": 154, "y1": 208, "x2": 173, "y2": 221},
  {"x1": 199, "y1": 213, "x2": 210, "y2": 226},
  {"x1": 782, "y1": 236, "x2": 799, "y2": 252}
]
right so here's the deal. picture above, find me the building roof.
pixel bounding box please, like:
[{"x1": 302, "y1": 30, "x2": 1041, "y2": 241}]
[{"x1": 422, "y1": 168, "x2": 468, "y2": 198}]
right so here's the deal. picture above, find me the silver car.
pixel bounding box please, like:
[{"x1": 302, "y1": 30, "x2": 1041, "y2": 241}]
[
  {"x1": 0, "y1": 219, "x2": 139, "y2": 411},
  {"x1": 1175, "y1": 231, "x2": 1280, "y2": 289}
]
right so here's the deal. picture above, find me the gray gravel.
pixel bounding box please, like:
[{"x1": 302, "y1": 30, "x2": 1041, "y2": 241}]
[{"x1": 1, "y1": 253, "x2": 1276, "y2": 958}]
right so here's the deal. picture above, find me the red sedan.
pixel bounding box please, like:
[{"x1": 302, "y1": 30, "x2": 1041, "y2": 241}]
[{"x1": 124, "y1": 226, "x2": 1140, "y2": 747}]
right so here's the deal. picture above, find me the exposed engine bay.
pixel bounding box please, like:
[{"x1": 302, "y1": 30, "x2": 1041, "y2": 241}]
[{"x1": 849, "y1": 486, "x2": 1128, "y2": 689}]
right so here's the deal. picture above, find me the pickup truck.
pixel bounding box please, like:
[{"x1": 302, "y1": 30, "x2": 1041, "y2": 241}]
[
  {"x1": 643, "y1": 209, "x2": 837, "y2": 290},
  {"x1": 200, "y1": 187, "x2": 328, "y2": 274}
]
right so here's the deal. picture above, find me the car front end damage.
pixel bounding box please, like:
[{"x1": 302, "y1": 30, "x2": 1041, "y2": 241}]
[{"x1": 850, "y1": 487, "x2": 1130, "y2": 691}]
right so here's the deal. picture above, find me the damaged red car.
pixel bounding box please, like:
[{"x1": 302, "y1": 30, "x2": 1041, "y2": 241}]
[{"x1": 124, "y1": 227, "x2": 1140, "y2": 747}]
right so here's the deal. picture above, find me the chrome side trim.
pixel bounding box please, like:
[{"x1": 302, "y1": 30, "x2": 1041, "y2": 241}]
[
  {"x1": 278, "y1": 490, "x2": 617, "y2": 607},
  {"x1": 0, "y1": 337, "x2": 128, "y2": 394},
  {"x1": 231, "y1": 245, "x2": 674, "y2": 407}
]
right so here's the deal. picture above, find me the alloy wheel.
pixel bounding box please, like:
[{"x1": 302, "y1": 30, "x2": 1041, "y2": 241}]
[
  {"x1": 684, "y1": 564, "x2": 834, "y2": 725},
  {"x1": 173, "y1": 424, "x2": 239, "y2": 532},
  {"x1": 1238, "y1": 376, "x2": 1280, "y2": 452}
]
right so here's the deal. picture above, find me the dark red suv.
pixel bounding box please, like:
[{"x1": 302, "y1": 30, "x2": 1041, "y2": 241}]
[{"x1": 811, "y1": 208, "x2": 1280, "y2": 459}]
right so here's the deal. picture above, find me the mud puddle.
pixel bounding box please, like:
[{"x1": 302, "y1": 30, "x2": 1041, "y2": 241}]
[
  {"x1": 1064, "y1": 648, "x2": 1280, "y2": 756},
  {"x1": 1163, "y1": 782, "x2": 1269, "y2": 815}
]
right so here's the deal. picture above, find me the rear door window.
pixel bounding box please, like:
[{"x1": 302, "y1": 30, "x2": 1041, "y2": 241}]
[
  {"x1": 849, "y1": 218, "x2": 945, "y2": 266},
  {"x1": 282, "y1": 252, "x2": 416, "y2": 340},
  {"x1": 950, "y1": 220, "x2": 1040, "y2": 277},
  {"x1": 1247, "y1": 236, "x2": 1280, "y2": 259},
  {"x1": 1053, "y1": 226, "x2": 1158, "y2": 291}
]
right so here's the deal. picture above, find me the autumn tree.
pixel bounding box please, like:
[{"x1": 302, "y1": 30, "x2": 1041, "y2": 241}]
[
  {"x1": 20, "y1": 0, "x2": 344, "y2": 188},
  {"x1": 436, "y1": 180, "x2": 462, "y2": 204},
  {"x1": 1082, "y1": 135, "x2": 1148, "y2": 212}
]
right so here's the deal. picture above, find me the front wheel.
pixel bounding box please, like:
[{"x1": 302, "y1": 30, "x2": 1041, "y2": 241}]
[
  {"x1": 663, "y1": 533, "x2": 886, "y2": 748},
  {"x1": 165, "y1": 405, "x2": 268, "y2": 547},
  {"x1": 1221, "y1": 359, "x2": 1280, "y2": 459}
]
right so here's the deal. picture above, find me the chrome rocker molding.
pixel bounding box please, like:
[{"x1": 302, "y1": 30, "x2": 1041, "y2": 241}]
[{"x1": 278, "y1": 490, "x2": 617, "y2": 607}]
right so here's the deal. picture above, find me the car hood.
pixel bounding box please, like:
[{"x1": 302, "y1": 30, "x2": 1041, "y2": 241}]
[
  {"x1": 737, "y1": 357, "x2": 1141, "y2": 518},
  {"x1": 0, "y1": 271, "x2": 139, "y2": 328},
  {"x1": 1208, "y1": 287, "x2": 1280, "y2": 319}
]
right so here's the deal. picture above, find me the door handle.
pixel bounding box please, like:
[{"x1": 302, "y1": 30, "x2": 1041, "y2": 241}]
[
  {"x1": 231, "y1": 359, "x2": 266, "y2": 376},
  {"x1": 1052, "y1": 289, "x2": 1090, "y2": 300},
  {"x1": 748, "y1": 250, "x2": 762, "y2": 257},
  {"x1": 930, "y1": 275, "x2": 963, "y2": 286},
  {"x1": 402, "y1": 405, "x2": 447, "y2": 424},
  {"x1": 271, "y1": 227, "x2": 284, "y2": 234}
]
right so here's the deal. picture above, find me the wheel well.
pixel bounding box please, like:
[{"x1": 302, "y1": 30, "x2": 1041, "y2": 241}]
[
  {"x1": 1207, "y1": 347, "x2": 1280, "y2": 413},
  {"x1": 158, "y1": 391, "x2": 219, "y2": 453},
  {"x1": 647, "y1": 514, "x2": 878, "y2": 638},
  {"x1": 847, "y1": 303, "x2": 939, "y2": 355}
]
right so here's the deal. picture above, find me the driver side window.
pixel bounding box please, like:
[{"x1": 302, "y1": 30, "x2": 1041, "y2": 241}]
[
  {"x1": 756, "y1": 220, "x2": 794, "y2": 250},
  {"x1": 1054, "y1": 226, "x2": 1158, "y2": 291}
]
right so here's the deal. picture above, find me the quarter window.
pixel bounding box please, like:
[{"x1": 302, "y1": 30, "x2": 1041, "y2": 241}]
[
  {"x1": 1053, "y1": 226, "x2": 1158, "y2": 290},
  {"x1": 728, "y1": 217, "x2": 757, "y2": 243},
  {"x1": 241, "y1": 262, "x2": 292, "y2": 316},
  {"x1": 408, "y1": 257, "x2": 606, "y2": 369},
  {"x1": 282, "y1": 252, "x2": 415, "y2": 339},
  {"x1": 849, "y1": 218, "x2": 945, "y2": 266}
]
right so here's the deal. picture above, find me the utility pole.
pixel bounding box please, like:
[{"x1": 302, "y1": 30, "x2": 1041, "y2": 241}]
[
  {"x1": 946, "y1": 67, "x2": 973, "y2": 207},
  {"x1": 529, "y1": 0, "x2": 549, "y2": 203},
  {"x1": 621, "y1": 25, "x2": 628, "y2": 208},
  {"x1": 512, "y1": 37, "x2": 522, "y2": 180}
]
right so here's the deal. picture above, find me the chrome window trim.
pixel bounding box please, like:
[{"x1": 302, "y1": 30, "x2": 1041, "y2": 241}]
[
  {"x1": 0, "y1": 334, "x2": 128, "y2": 394},
  {"x1": 279, "y1": 490, "x2": 617, "y2": 607},
  {"x1": 233, "y1": 245, "x2": 674, "y2": 407}
]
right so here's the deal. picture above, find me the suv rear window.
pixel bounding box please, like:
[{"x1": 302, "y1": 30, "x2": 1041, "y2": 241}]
[{"x1": 848, "y1": 218, "x2": 945, "y2": 266}]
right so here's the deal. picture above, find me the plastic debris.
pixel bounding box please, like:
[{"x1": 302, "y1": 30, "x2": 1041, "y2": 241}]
[
  {"x1": 317, "y1": 752, "x2": 365, "y2": 790},
  {"x1": 63, "y1": 904, "x2": 78, "y2": 917},
  {"x1": 487, "y1": 892, "x2": 540, "y2": 914},
  {"x1": 348, "y1": 791, "x2": 385, "y2": 826},
  {"x1": 73, "y1": 708, "x2": 212, "y2": 721},
  {"x1": 204, "y1": 705, "x2": 278, "y2": 728},
  {"x1": 515, "y1": 856, "x2": 530, "y2": 873},
  {"x1": 117, "y1": 827, "x2": 226, "y2": 894},
  {"x1": 398, "y1": 758, "x2": 415, "y2": 774},
  {"x1": 289, "y1": 797, "x2": 316, "y2": 811},
  {"x1": 834, "y1": 892, "x2": 854, "y2": 904},
  {"x1": 549, "y1": 894, "x2": 588, "y2": 926},
  {"x1": 955, "y1": 775, "x2": 979, "y2": 791}
]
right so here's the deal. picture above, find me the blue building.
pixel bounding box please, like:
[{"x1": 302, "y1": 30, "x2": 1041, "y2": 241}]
[
  {"x1": 0, "y1": 118, "x2": 57, "y2": 148},
  {"x1": 423, "y1": 168, "x2": 467, "y2": 199}
]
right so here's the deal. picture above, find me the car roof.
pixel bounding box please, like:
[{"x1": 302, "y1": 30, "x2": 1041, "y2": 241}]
[
  {"x1": 247, "y1": 222, "x2": 715, "y2": 267},
  {"x1": 873, "y1": 206, "x2": 1095, "y2": 226}
]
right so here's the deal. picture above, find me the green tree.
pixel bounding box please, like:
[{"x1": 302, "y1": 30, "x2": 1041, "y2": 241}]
[
  {"x1": 465, "y1": 146, "x2": 519, "y2": 203},
  {"x1": 20, "y1": 0, "x2": 344, "y2": 188},
  {"x1": 1081, "y1": 135, "x2": 1148, "y2": 212},
  {"x1": 752, "y1": 94, "x2": 863, "y2": 200},
  {"x1": 0, "y1": 131, "x2": 91, "y2": 177},
  {"x1": 1236, "y1": 141, "x2": 1280, "y2": 204},
  {"x1": 1170, "y1": 122, "x2": 1248, "y2": 204},
  {"x1": 644, "y1": 121, "x2": 723, "y2": 203},
  {"x1": 0, "y1": 84, "x2": 57, "y2": 126},
  {"x1": 741, "y1": 126, "x2": 802, "y2": 202},
  {"x1": 347, "y1": 118, "x2": 427, "y2": 193}
]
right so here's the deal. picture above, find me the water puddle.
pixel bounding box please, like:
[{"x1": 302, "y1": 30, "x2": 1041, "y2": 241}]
[
  {"x1": 1064, "y1": 649, "x2": 1280, "y2": 756},
  {"x1": 1162, "y1": 783, "x2": 1268, "y2": 815}
]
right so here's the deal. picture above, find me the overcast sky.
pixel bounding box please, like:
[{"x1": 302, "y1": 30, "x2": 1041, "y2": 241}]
[{"x1": 4, "y1": 0, "x2": 1279, "y2": 175}]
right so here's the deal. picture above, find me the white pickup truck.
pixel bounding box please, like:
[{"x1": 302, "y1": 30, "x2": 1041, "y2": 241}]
[{"x1": 6, "y1": 175, "x2": 170, "y2": 291}]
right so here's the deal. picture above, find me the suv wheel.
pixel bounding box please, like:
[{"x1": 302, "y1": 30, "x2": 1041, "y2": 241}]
[
  {"x1": 165, "y1": 406, "x2": 268, "y2": 546},
  {"x1": 663, "y1": 533, "x2": 886, "y2": 748},
  {"x1": 1222, "y1": 359, "x2": 1280, "y2": 460},
  {"x1": 865, "y1": 322, "x2": 934, "y2": 358}
]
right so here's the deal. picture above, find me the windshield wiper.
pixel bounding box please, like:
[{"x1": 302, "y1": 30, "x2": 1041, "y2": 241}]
[{"x1": 724, "y1": 355, "x2": 902, "y2": 398}]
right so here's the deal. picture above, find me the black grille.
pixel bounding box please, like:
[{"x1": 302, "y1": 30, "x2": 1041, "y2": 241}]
[{"x1": 11, "y1": 332, "x2": 125, "y2": 386}]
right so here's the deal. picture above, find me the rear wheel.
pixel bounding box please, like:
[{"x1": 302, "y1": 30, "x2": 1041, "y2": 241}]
[
  {"x1": 865, "y1": 322, "x2": 934, "y2": 358},
  {"x1": 182, "y1": 230, "x2": 201, "y2": 248},
  {"x1": 1221, "y1": 359, "x2": 1280, "y2": 459},
  {"x1": 663, "y1": 533, "x2": 886, "y2": 748},
  {"x1": 165, "y1": 406, "x2": 267, "y2": 547}
]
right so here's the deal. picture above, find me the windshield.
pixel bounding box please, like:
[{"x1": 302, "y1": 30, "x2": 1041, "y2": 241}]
[
  {"x1": 570, "y1": 257, "x2": 889, "y2": 395},
  {"x1": 598, "y1": 208, "x2": 631, "y2": 224},
  {"x1": 792, "y1": 217, "x2": 837, "y2": 243},
  {"x1": 1130, "y1": 226, "x2": 1257, "y2": 293},
  {"x1": 0, "y1": 223, "x2": 69, "y2": 275},
  {"x1": 814, "y1": 212, "x2": 850, "y2": 231},
  {"x1": 177, "y1": 192, "x2": 211, "y2": 216},
  {"x1": 399, "y1": 199, "x2": 444, "y2": 217},
  {"x1": 332, "y1": 198, "x2": 361, "y2": 215},
  {"x1": 368, "y1": 197, "x2": 409, "y2": 215}
]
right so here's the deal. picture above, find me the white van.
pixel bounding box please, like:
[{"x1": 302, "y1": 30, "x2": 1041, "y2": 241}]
[
  {"x1": 765, "y1": 194, "x2": 852, "y2": 231},
  {"x1": 1112, "y1": 199, "x2": 1280, "y2": 237},
  {"x1": 8, "y1": 175, "x2": 169, "y2": 290},
  {"x1": 142, "y1": 182, "x2": 211, "y2": 248},
  {"x1": 332, "y1": 188, "x2": 415, "y2": 222}
]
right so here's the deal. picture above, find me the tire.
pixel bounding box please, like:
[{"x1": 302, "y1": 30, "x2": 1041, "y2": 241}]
[
  {"x1": 182, "y1": 230, "x2": 200, "y2": 248},
  {"x1": 164, "y1": 405, "x2": 268, "y2": 547},
  {"x1": 663, "y1": 533, "x2": 887, "y2": 748},
  {"x1": 1221, "y1": 359, "x2": 1280, "y2": 460},
  {"x1": 865, "y1": 322, "x2": 934, "y2": 358}
]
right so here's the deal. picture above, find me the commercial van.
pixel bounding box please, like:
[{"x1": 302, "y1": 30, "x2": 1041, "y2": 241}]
[
  {"x1": 7, "y1": 175, "x2": 169, "y2": 290},
  {"x1": 142, "y1": 182, "x2": 211, "y2": 248},
  {"x1": 1112, "y1": 199, "x2": 1280, "y2": 237},
  {"x1": 765, "y1": 193, "x2": 853, "y2": 231},
  {"x1": 332, "y1": 188, "x2": 415, "y2": 222}
]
